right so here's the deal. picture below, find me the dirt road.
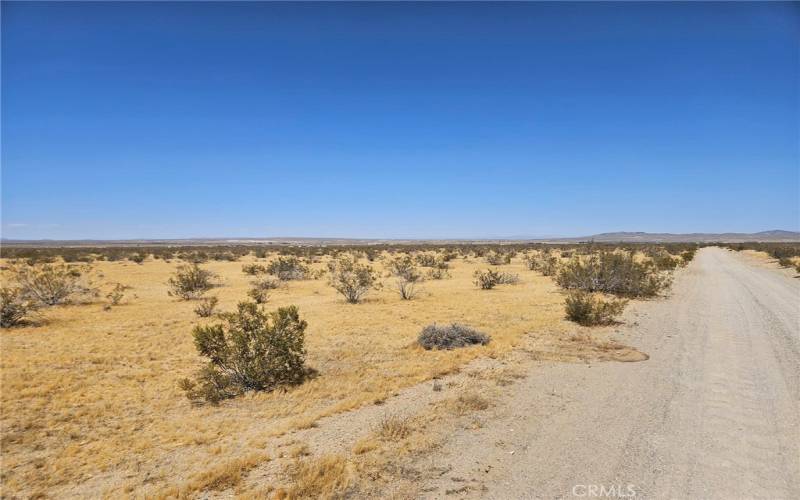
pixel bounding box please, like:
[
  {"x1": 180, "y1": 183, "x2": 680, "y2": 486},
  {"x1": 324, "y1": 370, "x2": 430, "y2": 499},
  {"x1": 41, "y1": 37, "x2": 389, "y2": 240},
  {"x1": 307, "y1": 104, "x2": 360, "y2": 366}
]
[{"x1": 418, "y1": 247, "x2": 800, "y2": 499}]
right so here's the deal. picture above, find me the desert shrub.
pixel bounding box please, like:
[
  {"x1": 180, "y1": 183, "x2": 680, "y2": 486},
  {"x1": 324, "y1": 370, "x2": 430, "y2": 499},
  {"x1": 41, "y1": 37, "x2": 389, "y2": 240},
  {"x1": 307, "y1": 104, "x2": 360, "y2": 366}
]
[
  {"x1": 167, "y1": 264, "x2": 217, "y2": 300},
  {"x1": 653, "y1": 253, "x2": 680, "y2": 271},
  {"x1": 473, "y1": 269, "x2": 501, "y2": 290},
  {"x1": 778, "y1": 257, "x2": 793, "y2": 268},
  {"x1": 426, "y1": 267, "x2": 451, "y2": 280},
  {"x1": 194, "y1": 296, "x2": 219, "y2": 317},
  {"x1": 0, "y1": 288, "x2": 37, "y2": 327},
  {"x1": 485, "y1": 251, "x2": 511, "y2": 266},
  {"x1": 248, "y1": 276, "x2": 281, "y2": 304},
  {"x1": 680, "y1": 249, "x2": 697, "y2": 264},
  {"x1": 267, "y1": 256, "x2": 309, "y2": 281},
  {"x1": 129, "y1": 253, "x2": 147, "y2": 264},
  {"x1": 253, "y1": 248, "x2": 268, "y2": 259},
  {"x1": 556, "y1": 252, "x2": 669, "y2": 297},
  {"x1": 522, "y1": 253, "x2": 538, "y2": 270},
  {"x1": 327, "y1": 254, "x2": 380, "y2": 303},
  {"x1": 242, "y1": 263, "x2": 267, "y2": 275},
  {"x1": 179, "y1": 302, "x2": 310, "y2": 405},
  {"x1": 415, "y1": 253, "x2": 439, "y2": 267},
  {"x1": 388, "y1": 255, "x2": 422, "y2": 300},
  {"x1": 538, "y1": 255, "x2": 560, "y2": 276},
  {"x1": 564, "y1": 291, "x2": 627, "y2": 326},
  {"x1": 13, "y1": 263, "x2": 94, "y2": 306},
  {"x1": 497, "y1": 272, "x2": 520, "y2": 285},
  {"x1": 524, "y1": 251, "x2": 559, "y2": 276},
  {"x1": 795, "y1": 262, "x2": 800, "y2": 274},
  {"x1": 210, "y1": 252, "x2": 239, "y2": 262},
  {"x1": 418, "y1": 323, "x2": 490, "y2": 350},
  {"x1": 105, "y1": 283, "x2": 129, "y2": 306}
]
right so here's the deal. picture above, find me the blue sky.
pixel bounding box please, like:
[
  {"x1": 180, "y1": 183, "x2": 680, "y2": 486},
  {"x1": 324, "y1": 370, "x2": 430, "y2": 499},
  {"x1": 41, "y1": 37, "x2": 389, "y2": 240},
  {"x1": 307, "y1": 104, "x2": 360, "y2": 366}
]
[{"x1": 2, "y1": 2, "x2": 798, "y2": 240}]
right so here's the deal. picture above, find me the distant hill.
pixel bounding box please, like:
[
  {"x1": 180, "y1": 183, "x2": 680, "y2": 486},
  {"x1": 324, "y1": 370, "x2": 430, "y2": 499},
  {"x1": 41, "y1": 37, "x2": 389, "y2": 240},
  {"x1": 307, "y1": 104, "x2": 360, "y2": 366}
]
[{"x1": 560, "y1": 230, "x2": 800, "y2": 243}]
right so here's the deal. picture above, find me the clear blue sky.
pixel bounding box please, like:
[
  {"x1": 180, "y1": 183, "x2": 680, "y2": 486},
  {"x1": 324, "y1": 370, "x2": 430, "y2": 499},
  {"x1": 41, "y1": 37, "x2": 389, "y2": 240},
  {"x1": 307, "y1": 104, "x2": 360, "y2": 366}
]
[{"x1": 2, "y1": 2, "x2": 798, "y2": 240}]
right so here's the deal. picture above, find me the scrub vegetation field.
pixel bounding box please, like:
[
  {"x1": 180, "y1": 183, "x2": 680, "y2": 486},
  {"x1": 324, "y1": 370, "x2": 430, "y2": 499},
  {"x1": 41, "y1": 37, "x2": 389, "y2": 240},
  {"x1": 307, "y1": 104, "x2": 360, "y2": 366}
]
[{"x1": 1, "y1": 241, "x2": 764, "y2": 498}]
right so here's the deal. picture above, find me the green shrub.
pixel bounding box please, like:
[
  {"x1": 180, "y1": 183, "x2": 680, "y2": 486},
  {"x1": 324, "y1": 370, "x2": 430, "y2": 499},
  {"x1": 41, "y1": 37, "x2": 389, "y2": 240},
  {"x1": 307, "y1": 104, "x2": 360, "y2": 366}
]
[
  {"x1": 473, "y1": 269, "x2": 501, "y2": 290},
  {"x1": 524, "y1": 251, "x2": 559, "y2": 276},
  {"x1": 564, "y1": 291, "x2": 627, "y2": 326},
  {"x1": 327, "y1": 254, "x2": 380, "y2": 303},
  {"x1": 388, "y1": 255, "x2": 422, "y2": 300},
  {"x1": 426, "y1": 267, "x2": 451, "y2": 280},
  {"x1": 485, "y1": 251, "x2": 511, "y2": 266},
  {"x1": 1, "y1": 288, "x2": 37, "y2": 327},
  {"x1": 680, "y1": 249, "x2": 697, "y2": 265},
  {"x1": 248, "y1": 276, "x2": 281, "y2": 304},
  {"x1": 415, "y1": 253, "x2": 440, "y2": 267},
  {"x1": 267, "y1": 256, "x2": 309, "y2": 281},
  {"x1": 105, "y1": 283, "x2": 129, "y2": 306},
  {"x1": 194, "y1": 296, "x2": 219, "y2": 317},
  {"x1": 653, "y1": 253, "x2": 680, "y2": 271},
  {"x1": 13, "y1": 263, "x2": 94, "y2": 306},
  {"x1": 418, "y1": 323, "x2": 490, "y2": 350},
  {"x1": 167, "y1": 264, "x2": 217, "y2": 300},
  {"x1": 556, "y1": 252, "x2": 669, "y2": 298},
  {"x1": 179, "y1": 302, "x2": 310, "y2": 405},
  {"x1": 129, "y1": 253, "x2": 147, "y2": 264},
  {"x1": 497, "y1": 272, "x2": 520, "y2": 285},
  {"x1": 242, "y1": 263, "x2": 267, "y2": 275}
]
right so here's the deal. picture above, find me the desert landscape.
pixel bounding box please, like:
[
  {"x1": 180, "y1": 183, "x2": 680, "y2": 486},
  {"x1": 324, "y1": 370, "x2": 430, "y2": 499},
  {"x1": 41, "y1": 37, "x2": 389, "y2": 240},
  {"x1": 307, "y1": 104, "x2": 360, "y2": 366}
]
[
  {"x1": 1, "y1": 240, "x2": 799, "y2": 498},
  {"x1": 3, "y1": 2, "x2": 799, "y2": 498}
]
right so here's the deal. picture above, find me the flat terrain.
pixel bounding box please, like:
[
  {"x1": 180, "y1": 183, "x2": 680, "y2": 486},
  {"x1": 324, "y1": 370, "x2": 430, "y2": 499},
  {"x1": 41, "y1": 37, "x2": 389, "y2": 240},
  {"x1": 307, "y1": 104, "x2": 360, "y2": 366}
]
[
  {"x1": 2, "y1": 247, "x2": 797, "y2": 498},
  {"x1": 413, "y1": 247, "x2": 800, "y2": 498},
  {"x1": 1, "y1": 252, "x2": 571, "y2": 497}
]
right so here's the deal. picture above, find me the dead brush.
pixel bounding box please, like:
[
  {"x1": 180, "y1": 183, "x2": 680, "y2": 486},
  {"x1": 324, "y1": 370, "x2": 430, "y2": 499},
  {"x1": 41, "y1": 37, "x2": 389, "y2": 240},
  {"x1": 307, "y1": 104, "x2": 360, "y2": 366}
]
[
  {"x1": 418, "y1": 323, "x2": 490, "y2": 350},
  {"x1": 450, "y1": 392, "x2": 491, "y2": 415},
  {"x1": 376, "y1": 414, "x2": 412, "y2": 441},
  {"x1": 283, "y1": 455, "x2": 352, "y2": 499}
]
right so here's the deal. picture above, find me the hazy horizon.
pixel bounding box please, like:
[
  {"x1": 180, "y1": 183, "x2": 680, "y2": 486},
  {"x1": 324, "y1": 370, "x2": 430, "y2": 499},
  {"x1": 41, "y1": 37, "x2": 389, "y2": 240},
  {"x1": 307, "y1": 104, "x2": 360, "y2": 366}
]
[
  {"x1": 2, "y1": 2, "x2": 799, "y2": 240},
  {"x1": 2, "y1": 228, "x2": 798, "y2": 243}
]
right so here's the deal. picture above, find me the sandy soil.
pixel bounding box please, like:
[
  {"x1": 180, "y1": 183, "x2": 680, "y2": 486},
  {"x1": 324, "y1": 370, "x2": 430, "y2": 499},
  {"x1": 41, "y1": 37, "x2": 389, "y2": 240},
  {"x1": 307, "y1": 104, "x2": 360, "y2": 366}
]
[{"x1": 406, "y1": 247, "x2": 800, "y2": 499}]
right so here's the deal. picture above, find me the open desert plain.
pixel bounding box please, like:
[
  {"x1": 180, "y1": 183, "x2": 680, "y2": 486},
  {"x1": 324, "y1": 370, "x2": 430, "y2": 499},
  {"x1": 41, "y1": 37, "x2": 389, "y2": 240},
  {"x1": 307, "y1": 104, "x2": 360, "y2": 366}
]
[{"x1": 1, "y1": 241, "x2": 799, "y2": 498}]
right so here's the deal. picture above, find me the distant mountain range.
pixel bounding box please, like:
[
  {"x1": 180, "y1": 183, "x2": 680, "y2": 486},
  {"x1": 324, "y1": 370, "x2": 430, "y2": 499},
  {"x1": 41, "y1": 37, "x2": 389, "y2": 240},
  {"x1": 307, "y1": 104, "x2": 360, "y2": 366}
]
[
  {"x1": 545, "y1": 230, "x2": 800, "y2": 243},
  {"x1": 2, "y1": 230, "x2": 798, "y2": 246}
]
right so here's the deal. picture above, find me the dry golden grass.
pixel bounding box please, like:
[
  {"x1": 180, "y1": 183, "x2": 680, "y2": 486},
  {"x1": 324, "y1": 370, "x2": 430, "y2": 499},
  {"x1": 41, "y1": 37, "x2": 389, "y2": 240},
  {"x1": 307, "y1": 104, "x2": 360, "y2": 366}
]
[
  {"x1": 0, "y1": 252, "x2": 566, "y2": 497},
  {"x1": 279, "y1": 454, "x2": 352, "y2": 499}
]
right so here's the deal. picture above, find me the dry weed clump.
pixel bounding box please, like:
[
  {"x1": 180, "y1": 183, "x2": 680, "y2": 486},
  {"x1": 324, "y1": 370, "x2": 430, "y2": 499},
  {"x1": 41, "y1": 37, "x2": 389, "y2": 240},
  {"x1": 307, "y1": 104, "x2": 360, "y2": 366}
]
[
  {"x1": 377, "y1": 414, "x2": 412, "y2": 441},
  {"x1": 161, "y1": 453, "x2": 267, "y2": 497},
  {"x1": 418, "y1": 323, "x2": 490, "y2": 350},
  {"x1": 282, "y1": 455, "x2": 352, "y2": 499},
  {"x1": 450, "y1": 392, "x2": 491, "y2": 415}
]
